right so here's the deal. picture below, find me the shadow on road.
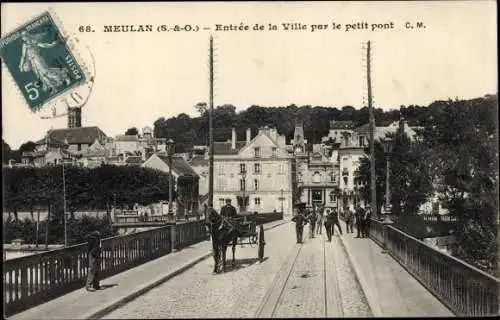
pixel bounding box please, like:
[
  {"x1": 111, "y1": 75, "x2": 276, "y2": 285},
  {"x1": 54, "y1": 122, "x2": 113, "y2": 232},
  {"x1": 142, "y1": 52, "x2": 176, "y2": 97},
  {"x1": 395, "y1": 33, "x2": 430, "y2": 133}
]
[
  {"x1": 98, "y1": 283, "x2": 119, "y2": 290},
  {"x1": 221, "y1": 257, "x2": 269, "y2": 273}
]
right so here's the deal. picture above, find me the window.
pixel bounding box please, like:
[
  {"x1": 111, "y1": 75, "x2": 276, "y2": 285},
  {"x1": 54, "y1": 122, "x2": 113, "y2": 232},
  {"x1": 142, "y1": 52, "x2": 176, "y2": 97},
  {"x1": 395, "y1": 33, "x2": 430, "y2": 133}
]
[
  {"x1": 240, "y1": 163, "x2": 246, "y2": 174},
  {"x1": 219, "y1": 198, "x2": 225, "y2": 207},
  {"x1": 342, "y1": 169, "x2": 349, "y2": 177},
  {"x1": 329, "y1": 191, "x2": 337, "y2": 202},
  {"x1": 254, "y1": 163, "x2": 261, "y2": 174},
  {"x1": 298, "y1": 173, "x2": 303, "y2": 183},
  {"x1": 330, "y1": 172, "x2": 336, "y2": 182},
  {"x1": 240, "y1": 179, "x2": 246, "y2": 191},
  {"x1": 343, "y1": 177, "x2": 348, "y2": 186},
  {"x1": 254, "y1": 179, "x2": 259, "y2": 190},
  {"x1": 312, "y1": 172, "x2": 321, "y2": 183},
  {"x1": 271, "y1": 147, "x2": 277, "y2": 157},
  {"x1": 254, "y1": 147, "x2": 261, "y2": 158},
  {"x1": 218, "y1": 163, "x2": 224, "y2": 175},
  {"x1": 254, "y1": 198, "x2": 261, "y2": 206},
  {"x1": 78, "y1": 144, "x2": 82, "y2": 151},
  {"x1": 279, "y1": 163, "x2": 285, "y2": 174},
  {"x1": 359, "y1": 136, "x2": 365, "y2": 147}
]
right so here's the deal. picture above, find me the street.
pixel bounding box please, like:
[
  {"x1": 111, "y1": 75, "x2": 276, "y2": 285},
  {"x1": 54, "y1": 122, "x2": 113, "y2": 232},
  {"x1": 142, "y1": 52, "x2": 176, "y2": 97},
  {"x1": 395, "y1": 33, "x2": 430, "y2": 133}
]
[{"x1": 103, "y1": 222, "x2": 371, "y2": 318}]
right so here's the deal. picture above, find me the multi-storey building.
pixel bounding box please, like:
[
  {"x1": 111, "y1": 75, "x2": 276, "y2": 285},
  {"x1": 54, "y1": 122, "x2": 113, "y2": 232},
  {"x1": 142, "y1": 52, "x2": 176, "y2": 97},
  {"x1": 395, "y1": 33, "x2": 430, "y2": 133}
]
[
  {"x1": 210, "y1": 126, "x2": 293, "y2": 215},
  {"x1": 321, "y1": 120, "x2": 357, "y2": 145}
]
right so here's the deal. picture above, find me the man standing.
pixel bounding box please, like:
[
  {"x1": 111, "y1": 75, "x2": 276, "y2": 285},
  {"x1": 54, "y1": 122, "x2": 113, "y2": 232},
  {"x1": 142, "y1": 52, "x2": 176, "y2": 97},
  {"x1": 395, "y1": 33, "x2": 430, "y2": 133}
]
[
  {"x1": 363, "y1": 205, "x2": 372, "y2": 238},
  {"x1": 220, "y1": 198, "x2": 237, "y2": 218},
  {"x1": 355, "y1": 204, "x2": 365, "y2": 238},
  {"x1": 308, "y1": 208, "x2": 317, "y2": 239},
  {"x1": 85, "y1": 230, "x2": 101, "y2": 292},
  {"x1": 292, "y1": 203, "x2": 308, "y2": 243},
  {"x1": 345, "y1": 206, "x2": 355, "y2": 234},
  {"x1": 330, "y1": 207, "x2": 343, "y2": 236},
  {"x1": 324, "y1": 209, "x2": 334, "y2": 241},
  {"x1": 315, "y1": 205, "x2": 324, "y2": 235}
]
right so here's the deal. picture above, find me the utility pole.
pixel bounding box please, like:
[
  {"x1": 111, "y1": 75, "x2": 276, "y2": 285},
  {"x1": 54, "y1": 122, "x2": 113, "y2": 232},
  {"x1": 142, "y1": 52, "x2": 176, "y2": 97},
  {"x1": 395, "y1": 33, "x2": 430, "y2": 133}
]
[
  {"x1": 367, "y1": 41, "x2": 378, "y2": 219},
  {"x1": 208, "y1": 35, "x2": 214, "y2": 209},
  {"x1": 62, "y1": 159, "x2": 68, "y2": 247}
]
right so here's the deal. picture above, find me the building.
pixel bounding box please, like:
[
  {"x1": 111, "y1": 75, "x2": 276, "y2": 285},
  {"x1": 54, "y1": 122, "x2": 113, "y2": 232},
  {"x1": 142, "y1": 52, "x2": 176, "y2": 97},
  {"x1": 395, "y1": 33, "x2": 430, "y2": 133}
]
[
  {"x1": 35, "y1": 126, "x2": 108, "y2": 155},
  {"x1": 142, "y1": 153, "x2": 200, "y2": 216},
  {"x1": 337, "y1": 131, "x2": 366, "y2": 211},
  {"x1": 354, "y1": 119, "x2": 419, "y2": 147},
  {"x1": 321, "y1": 120, "x2": 357, "y2": 144},
  {"x1": 113, "y1": 127, "x2": 166, "y2": 159},
  {"x1": 209, "y1": 126, "x2": 293, "y2": 215},
  {"x1": 189, "y1": 155, "x2": 209, "y2": 198}
]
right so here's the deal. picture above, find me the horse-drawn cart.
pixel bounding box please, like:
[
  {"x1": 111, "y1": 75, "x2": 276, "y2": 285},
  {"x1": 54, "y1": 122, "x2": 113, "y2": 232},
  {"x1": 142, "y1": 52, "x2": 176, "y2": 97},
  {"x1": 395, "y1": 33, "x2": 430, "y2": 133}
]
[{"x1": 228, "y1": 213, "x2": 265, "y2": 261}]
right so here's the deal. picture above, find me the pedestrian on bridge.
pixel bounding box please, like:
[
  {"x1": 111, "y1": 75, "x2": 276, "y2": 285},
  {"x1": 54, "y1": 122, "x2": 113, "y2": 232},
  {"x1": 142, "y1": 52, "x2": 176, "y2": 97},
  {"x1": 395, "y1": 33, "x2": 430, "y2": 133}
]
[
  {"x1": 85, "y1": 230, "x2": 101, "y2": 292},
  {"x1": 345, "y1": 206, "x2": 355, "y2": 234},
  {"x1": 355, "y1": 204, "x2": 365, "y2": 238},
  {"x1": 330, "y1": 207, "x2": 343, "y2": 236},
  {"x1": 307, "y1": 209, "x2": 317, "y2": 239},
  {"x1": 292, "y1": 203, "x2": 308, "y2": 244},
  {"x1": 315, "y1": 205, "x2": 324, "y2": 235},
  {"x1": 362, "y1": 205, "x2": 372, "y2": 238},
  {"x1": 324, "y1": 209, "x2": 334, "y2": 241}
]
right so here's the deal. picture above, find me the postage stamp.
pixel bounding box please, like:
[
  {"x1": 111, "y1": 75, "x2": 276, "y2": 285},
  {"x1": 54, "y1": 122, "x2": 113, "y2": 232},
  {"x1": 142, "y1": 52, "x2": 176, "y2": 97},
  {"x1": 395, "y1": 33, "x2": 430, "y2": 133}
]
[{"x1": 0, "y1": 11, "x2": 86, "y2": 112}]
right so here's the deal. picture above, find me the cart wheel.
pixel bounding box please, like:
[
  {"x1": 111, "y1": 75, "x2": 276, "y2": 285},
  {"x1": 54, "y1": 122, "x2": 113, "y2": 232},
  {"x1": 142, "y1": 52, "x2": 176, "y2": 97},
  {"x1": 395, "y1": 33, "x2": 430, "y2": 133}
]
[
  {"x1": 251, "y1": 234, "x2": 258, "y2": 244},
  {"x1": 258, "y1": 225, "x2": 265, "y2": 262}
]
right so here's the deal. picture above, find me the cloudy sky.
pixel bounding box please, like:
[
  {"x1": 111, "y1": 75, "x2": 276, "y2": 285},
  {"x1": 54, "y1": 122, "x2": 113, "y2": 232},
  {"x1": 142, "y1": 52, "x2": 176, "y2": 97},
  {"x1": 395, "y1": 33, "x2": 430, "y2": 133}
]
[{"x1": 2, "y1": 1, "x2": 497, "y2": 149}]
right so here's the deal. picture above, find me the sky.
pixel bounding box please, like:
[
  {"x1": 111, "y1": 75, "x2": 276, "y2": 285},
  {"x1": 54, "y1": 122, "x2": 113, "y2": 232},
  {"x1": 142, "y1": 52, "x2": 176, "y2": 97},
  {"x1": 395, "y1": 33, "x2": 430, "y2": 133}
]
[{"x1": 1, "y1": 1, "x2": 497, "y2": 149}]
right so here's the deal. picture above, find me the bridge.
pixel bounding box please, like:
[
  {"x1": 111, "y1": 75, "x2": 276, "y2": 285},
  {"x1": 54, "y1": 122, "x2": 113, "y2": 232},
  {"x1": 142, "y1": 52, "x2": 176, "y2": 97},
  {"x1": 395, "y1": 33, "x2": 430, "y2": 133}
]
[{"x1": 5, "y1": 217, "x2": 499, "y2": 319}]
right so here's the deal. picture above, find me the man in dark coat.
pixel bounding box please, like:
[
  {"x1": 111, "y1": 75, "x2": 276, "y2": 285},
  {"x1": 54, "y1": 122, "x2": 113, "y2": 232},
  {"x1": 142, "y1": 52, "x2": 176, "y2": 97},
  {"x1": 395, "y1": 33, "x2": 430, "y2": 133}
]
[
  {"x1": 292, "y1": 203, "x2": 308, "y2": 243},
  {"x1": 330, "y1": 207, "x2": 343, "y2": 236},
  {"x1": 324, "y1": 209, "x2": 334, "y2": 241},
  {"x1": 220, "y1": 198, "x2": 237, "y2": 218},
  {"x1": 355, "y1": 204, "x2": 365, "y2": 238},
  {"x1": 85, "y1": 230, "x2": 101, "y2": 291},
  {"x1": 362, "y1": 205, "x2": 373, "y2": 238}
]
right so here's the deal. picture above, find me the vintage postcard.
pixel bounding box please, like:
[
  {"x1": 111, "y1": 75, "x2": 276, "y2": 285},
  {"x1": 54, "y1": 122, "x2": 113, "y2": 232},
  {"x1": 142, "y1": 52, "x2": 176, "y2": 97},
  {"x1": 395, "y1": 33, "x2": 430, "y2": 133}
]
[{"x1": 2, "y1": 1, "x2": 498, "y2": 319}]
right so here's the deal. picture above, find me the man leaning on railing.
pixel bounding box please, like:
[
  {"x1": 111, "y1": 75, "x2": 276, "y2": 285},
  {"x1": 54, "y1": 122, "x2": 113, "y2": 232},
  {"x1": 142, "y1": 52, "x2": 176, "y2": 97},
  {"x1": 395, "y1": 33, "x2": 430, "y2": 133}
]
[{"x1": 85, "y1": 229, "x2": 101, "y2": 292}]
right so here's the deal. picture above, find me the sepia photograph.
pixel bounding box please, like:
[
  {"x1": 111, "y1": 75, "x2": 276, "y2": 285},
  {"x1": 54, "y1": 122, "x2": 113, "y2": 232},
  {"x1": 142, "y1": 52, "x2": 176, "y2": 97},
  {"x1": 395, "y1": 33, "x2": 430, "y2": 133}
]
[{"x1": 1, "y1": 1, "x2": 498, "y2": 318}]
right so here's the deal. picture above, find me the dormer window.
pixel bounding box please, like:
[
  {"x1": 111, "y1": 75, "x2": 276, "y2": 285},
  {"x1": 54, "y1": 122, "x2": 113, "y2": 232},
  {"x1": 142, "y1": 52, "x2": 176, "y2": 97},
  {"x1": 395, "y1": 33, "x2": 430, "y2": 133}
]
[{"x1": 254, "y1": 147, "x2": 261, "y2": 158}]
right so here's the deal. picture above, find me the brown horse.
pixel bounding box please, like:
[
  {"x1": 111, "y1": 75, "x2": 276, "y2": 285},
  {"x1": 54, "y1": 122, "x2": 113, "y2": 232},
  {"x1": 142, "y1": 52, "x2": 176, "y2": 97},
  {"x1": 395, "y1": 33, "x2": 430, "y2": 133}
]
[{"x1": 206, "y1": 209, "x2": 240, "y2": 273}]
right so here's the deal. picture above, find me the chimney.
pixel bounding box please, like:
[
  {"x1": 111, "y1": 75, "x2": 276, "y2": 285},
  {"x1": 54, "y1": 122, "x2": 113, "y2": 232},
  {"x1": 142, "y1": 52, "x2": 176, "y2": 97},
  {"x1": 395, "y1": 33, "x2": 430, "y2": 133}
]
[
  {"x1": 231, "y1": 127, "x2": 236, "y2": 149},
  {"x1": 246, "y1": 128, "x2": 251, "y2": 144}
]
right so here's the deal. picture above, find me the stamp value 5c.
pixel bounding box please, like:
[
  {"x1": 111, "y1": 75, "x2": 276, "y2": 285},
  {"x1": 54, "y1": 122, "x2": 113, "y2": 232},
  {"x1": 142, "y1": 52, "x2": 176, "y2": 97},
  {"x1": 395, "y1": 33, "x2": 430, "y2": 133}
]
[{"x1": 0, "y1": 11, "x2": 86, "y2": 111}]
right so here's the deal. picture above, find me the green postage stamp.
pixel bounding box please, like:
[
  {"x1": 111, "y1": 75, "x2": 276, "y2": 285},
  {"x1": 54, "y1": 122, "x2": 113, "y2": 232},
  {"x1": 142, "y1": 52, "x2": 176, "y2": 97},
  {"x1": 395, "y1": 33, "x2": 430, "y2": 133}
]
[{"x1": 0, "y1": 11, "x2": 86, "y2": 111}]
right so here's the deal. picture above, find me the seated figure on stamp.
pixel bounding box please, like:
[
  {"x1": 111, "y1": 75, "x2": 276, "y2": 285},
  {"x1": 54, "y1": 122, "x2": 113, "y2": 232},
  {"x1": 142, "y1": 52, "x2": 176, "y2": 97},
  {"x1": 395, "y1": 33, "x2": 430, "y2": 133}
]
[{"x1": 19, "y1": 30, "x2": 70, "y2": 94}]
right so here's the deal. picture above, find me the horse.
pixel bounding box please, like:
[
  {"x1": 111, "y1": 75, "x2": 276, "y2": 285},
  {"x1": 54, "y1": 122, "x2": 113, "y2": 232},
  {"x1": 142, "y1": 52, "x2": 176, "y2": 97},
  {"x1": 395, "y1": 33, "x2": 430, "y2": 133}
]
[{"x1": 205, "y1": 208, "x2": 241, "y2": 273}]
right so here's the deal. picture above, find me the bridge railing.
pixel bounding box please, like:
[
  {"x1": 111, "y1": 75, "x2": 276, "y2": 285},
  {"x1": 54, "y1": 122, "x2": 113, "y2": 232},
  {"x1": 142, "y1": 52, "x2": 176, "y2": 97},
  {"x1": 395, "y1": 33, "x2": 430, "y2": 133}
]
[
  {"x1": 3, "y1": 219, "x2": 208, "y2": 316},
  {"x1": 368, "y1": 218, "x2": 499, "y2": 316}
]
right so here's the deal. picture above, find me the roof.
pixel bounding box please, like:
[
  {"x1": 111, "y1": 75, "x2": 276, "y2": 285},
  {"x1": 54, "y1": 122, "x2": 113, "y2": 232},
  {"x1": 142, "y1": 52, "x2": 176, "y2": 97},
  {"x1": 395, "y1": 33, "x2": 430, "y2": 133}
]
[
  {"x1": 36, "y1": 126, "x2": 107, "y2": 145},
  {"x1": 189, "y1": 156, "x2": 209, "y2": 166},
  {"x1": 330, "y1": 120, "x2": 357, "y2": 130},
  {"x1": 157, "y1": 155, "x2": 199, "y2": 177},
  {"x1": 115, "y1": 134, "x2": 139, "y2": 141},
  {"x1": 213, "y1": 141, "x2": 246, "y2": 155},
  {"x1": 125, "y1": 156, "x2": 143, "y2": 165}
]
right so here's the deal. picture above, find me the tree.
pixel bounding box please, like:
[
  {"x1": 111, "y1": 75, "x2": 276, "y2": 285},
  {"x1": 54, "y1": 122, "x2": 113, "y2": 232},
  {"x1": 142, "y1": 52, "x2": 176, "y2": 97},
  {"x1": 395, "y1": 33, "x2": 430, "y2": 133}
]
[
  {"x1": 2, "y1": 139, "x2": 12, "y2": 163},
  {"x1": 125, "y1": 127, "x2": 139, "y2": 136},
  {"x1": 19, "y1": 141, "x2": 37, "y2": 152},
  {"x1": 194, "y1": 102, "x2": 208, "y2": 115},
  {"x1": 419, "y1": 96, "x2": 498, "y2": 276}
]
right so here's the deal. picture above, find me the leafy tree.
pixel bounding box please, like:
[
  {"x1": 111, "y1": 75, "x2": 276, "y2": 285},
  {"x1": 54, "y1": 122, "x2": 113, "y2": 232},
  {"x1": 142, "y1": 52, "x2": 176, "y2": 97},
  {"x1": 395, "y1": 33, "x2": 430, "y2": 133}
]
[
  {"x1": 19, "y1": 141, "x2": 37, "y2": 152},
  {"x1": 125, "y1": 127, "x2": 139, "y2": 136},
  {"x1": 419, "y1": 96, "x2": 498, "y2": 275},
  {"x1": 2, "y1": 139, "x2": 12, "y2": 163}
]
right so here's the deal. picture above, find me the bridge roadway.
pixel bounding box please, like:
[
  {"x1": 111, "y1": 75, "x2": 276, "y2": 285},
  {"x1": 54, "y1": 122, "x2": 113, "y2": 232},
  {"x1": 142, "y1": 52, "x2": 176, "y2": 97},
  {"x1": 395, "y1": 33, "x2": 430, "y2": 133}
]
[{"x1": 11, "y1": 219, "x2": 453, "y2": 319}]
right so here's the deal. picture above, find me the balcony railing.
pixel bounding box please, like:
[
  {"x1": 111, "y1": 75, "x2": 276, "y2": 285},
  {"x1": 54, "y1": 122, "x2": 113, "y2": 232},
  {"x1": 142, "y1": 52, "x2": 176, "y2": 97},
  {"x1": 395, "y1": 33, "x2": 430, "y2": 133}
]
[
  {"x1": 367, "y1": 219, "x2": 499, "y2": 316},
  {"x1": 3, "y1": 219, "x2": 208, "y2": 316}
]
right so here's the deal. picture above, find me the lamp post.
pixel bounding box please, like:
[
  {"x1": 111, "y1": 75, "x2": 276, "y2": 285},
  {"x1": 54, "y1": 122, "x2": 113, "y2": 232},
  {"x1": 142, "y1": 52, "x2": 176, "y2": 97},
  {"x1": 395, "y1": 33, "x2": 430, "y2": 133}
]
[
  {"x1": 280, "y1": 188, "x2": 284, "y2": 214},
  {"x1": 242, "y1": 168, "x2": 247, "y2": 212},
  {"x1": 381, "y1": 137, "x2": 393, "y2": 221},
  {"x1": 166, "y1": 138, "x2": 174, "y2": 220}
]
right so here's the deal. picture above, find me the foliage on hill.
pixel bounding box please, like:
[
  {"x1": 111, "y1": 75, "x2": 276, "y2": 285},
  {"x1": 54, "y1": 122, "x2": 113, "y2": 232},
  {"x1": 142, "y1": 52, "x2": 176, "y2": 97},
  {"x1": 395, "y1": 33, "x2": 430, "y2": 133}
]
[{"x1": 152, "y1": 103, "x2": 437, "y2": 152}]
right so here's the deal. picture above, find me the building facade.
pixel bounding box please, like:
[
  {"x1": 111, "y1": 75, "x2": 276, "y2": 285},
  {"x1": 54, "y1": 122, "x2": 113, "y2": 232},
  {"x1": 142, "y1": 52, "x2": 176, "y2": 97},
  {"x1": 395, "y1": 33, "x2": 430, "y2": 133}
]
[{"x1": 210, "y1": 127, "x2": 293, "y2": 215}]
